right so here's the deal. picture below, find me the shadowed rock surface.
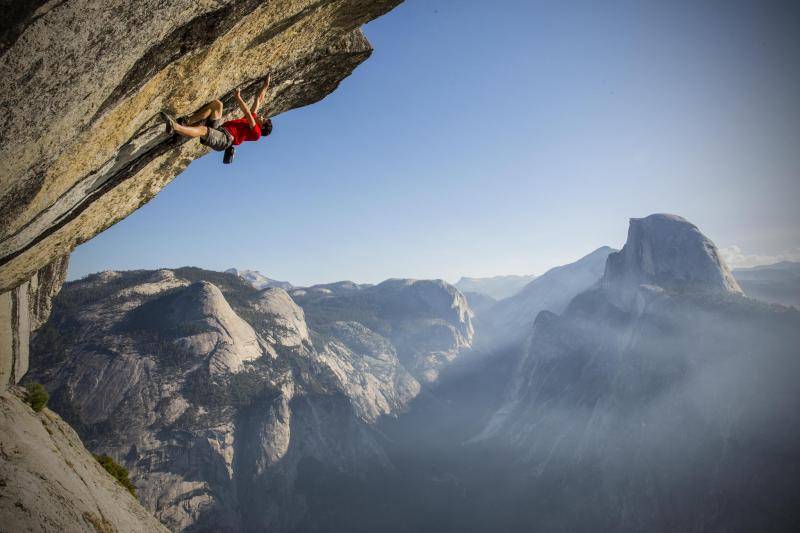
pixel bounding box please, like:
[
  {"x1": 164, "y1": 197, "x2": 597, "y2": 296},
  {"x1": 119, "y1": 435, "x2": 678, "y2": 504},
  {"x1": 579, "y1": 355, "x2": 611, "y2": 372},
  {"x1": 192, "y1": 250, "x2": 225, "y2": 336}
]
[{"x1": 460, "y1": 291, "x2": 497, "y2": 317}]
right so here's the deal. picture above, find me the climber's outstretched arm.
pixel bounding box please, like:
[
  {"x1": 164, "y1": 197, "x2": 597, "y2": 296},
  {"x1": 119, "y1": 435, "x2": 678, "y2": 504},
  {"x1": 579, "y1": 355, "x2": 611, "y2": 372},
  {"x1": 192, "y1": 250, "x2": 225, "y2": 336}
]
[
  {"x1": 250, "y1": 73, "x2": 271, "y2": 116},
  {"x1": 234, "y1": 89, "x2": 257, "y2": 129}
]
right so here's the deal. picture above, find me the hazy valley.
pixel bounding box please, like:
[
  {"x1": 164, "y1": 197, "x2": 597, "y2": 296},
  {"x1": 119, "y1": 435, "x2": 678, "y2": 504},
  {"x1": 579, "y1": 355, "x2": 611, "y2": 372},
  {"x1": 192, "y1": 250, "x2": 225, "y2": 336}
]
[{"x1": 16, "y1": 214, "x2": 800, "y2": 532}]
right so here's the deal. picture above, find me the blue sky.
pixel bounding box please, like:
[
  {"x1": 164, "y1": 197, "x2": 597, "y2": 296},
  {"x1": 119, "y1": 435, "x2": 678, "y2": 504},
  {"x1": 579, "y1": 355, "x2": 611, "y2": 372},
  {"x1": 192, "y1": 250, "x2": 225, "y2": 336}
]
[{"x1": 69, "y1": 0, "x2": 800, "y2": 286}]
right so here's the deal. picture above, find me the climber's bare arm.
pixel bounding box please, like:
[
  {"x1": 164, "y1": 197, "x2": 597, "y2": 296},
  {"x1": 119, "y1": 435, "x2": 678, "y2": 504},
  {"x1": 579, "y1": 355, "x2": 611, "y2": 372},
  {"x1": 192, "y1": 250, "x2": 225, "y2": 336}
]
[
  {"x1": 234, "y1": 89, "x2": 257, "y2": 129},
  {"x1": 251, "y1": 73, "x2": 271, "y2": 116}
]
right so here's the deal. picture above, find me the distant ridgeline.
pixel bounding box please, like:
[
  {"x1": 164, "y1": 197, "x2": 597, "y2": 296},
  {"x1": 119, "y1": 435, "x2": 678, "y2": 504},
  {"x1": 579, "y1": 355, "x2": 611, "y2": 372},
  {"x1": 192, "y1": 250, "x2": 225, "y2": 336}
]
[
  {"x1": 26, "y1": 214, "x2": 800, "y2": 532},
  {"x1": 29, "y1": 268, "x2": 472, "y2": 531}
]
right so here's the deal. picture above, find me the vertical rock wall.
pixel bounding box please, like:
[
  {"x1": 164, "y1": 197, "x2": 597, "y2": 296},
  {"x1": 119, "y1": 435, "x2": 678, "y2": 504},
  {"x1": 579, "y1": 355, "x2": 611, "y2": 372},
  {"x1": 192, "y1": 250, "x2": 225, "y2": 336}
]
[{"x1": 0, "y1": 255, "x2": 68, "y2": 388}]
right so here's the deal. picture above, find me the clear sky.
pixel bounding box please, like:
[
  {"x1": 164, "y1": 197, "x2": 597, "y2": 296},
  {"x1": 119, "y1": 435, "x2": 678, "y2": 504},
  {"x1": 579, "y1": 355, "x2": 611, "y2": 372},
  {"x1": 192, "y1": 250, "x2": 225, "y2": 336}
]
[{"x1": 69, "y1": 0, "x2": 800, "y2": 286}]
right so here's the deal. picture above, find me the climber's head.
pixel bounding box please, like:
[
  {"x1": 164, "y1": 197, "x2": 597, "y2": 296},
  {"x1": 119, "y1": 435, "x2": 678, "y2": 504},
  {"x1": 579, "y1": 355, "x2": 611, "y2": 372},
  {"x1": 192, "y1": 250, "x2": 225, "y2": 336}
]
[{"x1": 258, "y1": 116, "x2": 273, "y2": 137}]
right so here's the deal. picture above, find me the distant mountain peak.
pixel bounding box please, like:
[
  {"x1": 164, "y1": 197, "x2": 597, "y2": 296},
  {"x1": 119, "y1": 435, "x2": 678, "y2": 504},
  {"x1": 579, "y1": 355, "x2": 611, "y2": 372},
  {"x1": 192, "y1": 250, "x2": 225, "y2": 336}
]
[
  {"x1": 226, "y1": 268, "x2": 293, "y2": 290},
  {"x1": 603, "y1": 214, "x2": 742, "y2": 295}
]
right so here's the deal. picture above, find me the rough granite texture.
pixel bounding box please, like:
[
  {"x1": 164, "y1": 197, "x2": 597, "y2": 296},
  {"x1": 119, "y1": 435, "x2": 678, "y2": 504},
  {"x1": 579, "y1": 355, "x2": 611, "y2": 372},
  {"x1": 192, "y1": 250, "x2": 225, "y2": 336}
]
[
  {"x1": 0, "y1": 0, "x2": 404, "y2": 390},
  {"x1": 0, "y1": 386, "x2": 170, "y2": 533}
]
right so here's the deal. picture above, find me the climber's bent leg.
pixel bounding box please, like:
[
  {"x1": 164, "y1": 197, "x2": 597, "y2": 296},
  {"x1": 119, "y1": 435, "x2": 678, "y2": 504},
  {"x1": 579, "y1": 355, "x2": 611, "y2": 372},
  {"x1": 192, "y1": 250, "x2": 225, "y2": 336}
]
[
  {"x1": 185, "y1": 99, "x2": 224, "y2": 126},
  {"x1": 162, "y1": 108, "x2": 231, "y2": 151},
  {"x1": 172, "y1": 123, "x2": 209, "y2": 139}
]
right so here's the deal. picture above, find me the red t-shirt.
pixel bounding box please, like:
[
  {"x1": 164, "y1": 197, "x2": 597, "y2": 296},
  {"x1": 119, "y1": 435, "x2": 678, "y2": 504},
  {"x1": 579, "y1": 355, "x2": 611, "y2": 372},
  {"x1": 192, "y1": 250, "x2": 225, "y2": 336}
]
[{"x1": 222, "y1": 117, "x2": 262, "y2": 145}]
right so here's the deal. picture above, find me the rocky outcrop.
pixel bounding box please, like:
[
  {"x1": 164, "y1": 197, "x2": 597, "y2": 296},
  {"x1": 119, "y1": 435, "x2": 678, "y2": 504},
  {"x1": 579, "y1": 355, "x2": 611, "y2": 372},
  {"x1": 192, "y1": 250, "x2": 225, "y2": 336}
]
[
  {"x1": 0, "y1": 0, "x2": 403, "y2": 390},
  {"x1": 0, "y1": 386, "x2": 169, "y2": 533},
  {"x1": 0, "y1": 255, "x2": 68, "y2": 388},
  {"x1": 250, "y1": 287, "x2": 310, "y2": 347},
  {"x1": 316, "y1": 320, "x2": 421, "y2": 421},
  {"x1": 603, "y1": 214, "x2": 742, "y2": 297},
  {"x1": 148, "y1": 280, "x2": 270, "y2": 373},
  {"x1": 28, "y1": 268, "x2": 470, "y2": 530}
]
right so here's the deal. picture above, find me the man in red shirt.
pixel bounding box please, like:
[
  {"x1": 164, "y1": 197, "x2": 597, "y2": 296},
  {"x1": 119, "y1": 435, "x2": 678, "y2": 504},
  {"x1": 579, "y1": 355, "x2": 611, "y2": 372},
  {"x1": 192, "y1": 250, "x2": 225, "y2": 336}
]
[{"x1": 162, "y1": 74, "x2": 273, "y2": 152}]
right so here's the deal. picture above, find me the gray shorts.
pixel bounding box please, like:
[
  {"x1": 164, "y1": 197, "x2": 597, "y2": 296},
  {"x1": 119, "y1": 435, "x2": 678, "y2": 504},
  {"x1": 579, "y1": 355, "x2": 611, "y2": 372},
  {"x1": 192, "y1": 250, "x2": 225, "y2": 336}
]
[{"x1": 199, "y1": 117, "x2": 233, "y2": 151}]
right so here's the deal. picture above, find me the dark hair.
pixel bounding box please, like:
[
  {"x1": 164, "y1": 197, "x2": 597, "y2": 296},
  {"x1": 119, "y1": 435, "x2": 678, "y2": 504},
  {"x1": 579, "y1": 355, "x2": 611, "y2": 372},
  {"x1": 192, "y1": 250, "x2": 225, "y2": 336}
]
[{"x1": 262, "y1": 118, "x2": 273, "y2": 136}]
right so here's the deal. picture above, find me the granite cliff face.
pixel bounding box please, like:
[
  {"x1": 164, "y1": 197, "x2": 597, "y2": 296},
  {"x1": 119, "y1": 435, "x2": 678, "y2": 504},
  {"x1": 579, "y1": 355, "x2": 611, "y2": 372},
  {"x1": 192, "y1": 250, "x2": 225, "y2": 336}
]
[
  {"x1": 603, "y1": 214, "x2": 742, "y2": 299},
  {"x1": 0, "y1": 386, "x2": 170, "y2": 533},
  {"x1": 28, "y1": 268, "x2": 472, "y2": 531},
  {"x1": 0, "y1": 255, "x2": 68, "y2": 388},
  {"x1": 0, "y1": 0, "x2": 404, "y2": 391}
]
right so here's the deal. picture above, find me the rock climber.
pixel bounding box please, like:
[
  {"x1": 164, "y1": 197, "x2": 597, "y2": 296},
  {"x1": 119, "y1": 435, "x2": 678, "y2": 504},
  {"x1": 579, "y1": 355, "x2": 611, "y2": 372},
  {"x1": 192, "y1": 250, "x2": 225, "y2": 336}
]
[{"x1": 161, "y1": 74, "x2": 273, "y2": 159}]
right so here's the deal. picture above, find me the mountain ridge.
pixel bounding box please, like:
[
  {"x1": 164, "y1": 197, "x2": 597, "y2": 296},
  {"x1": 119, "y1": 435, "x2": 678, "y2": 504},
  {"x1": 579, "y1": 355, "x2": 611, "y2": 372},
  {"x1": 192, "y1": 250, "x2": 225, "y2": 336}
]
[
  {"x1": 28, "y1": 267, "x2": 472, "y2": 531},
  {"x1": 477, "y1": 246, "x2": 615, "y2": 346},
  {"x1": 733, "y1": 261, "x2": 800, "y2": 308},
  {"x1": 455, "y1": 274, "x2": 537, "y2": 300}
]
